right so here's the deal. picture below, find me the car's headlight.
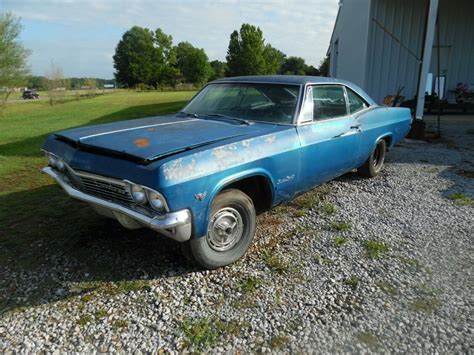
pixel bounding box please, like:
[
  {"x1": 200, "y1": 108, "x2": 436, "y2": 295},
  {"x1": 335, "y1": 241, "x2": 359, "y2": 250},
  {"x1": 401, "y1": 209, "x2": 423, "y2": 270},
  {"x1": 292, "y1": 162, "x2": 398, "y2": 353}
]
[
  {"x1": 43, "y1": 150, "x2": 66, "y2": 171},
  {"x1": 146, "y1": 190, "x2": 166, "y2": 212},
  {"x1": 55, "y1": 158, "x2": 65, "y2": 171},
  {"x1": 130, "y1": 184, "x2": 146, "y2": 204},
  {"x1": 124, "y1": 180, "x2": 167, "y2": 212},
  {"x1": 47, "y1": 154, "x2": 57, "y2": 167}
]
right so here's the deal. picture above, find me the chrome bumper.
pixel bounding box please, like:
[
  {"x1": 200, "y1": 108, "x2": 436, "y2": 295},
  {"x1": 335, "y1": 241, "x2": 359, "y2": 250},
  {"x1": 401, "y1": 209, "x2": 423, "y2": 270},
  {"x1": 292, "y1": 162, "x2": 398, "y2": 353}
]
[{"x1": 42, "y1": 167, "x2": 192, "y2": 242}]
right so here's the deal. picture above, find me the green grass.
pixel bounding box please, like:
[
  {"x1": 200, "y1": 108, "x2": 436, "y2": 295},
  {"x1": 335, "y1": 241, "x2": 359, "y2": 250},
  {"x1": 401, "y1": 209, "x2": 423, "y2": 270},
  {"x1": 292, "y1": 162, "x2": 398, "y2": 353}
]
[
  {"x1": 343, "y1": 276, "x2": 359, "y2": 288},
  {"x1": 330, "y1": 221, "x2": 351, "y2": 232},
  {"x1": 364, "y1": 240, "x2": 390, "y2": 258},
  {"x1": 376, "y1": 281, "x2": 398, "y2": 296},
  {"x1": 113, "y1": 319, "x2": 129, "y2": 329},
  {"x1": 448, "y1": 193, "x2": 473, "y2": 206},
  {"x1": 238, "y1": 276, "x2": 263, "y2": 293},
  {"x1": 95, "y1": 309, "x2": 108, "y2": 318},
  {"x1": 102, "y1": 280, "x2": 151, "y2": 296},
  {"x1": 77, "y1": 314, "x2": 93, "y2": 326},
  {"x1": 334, "y1": 236, "x2": 348, "y2": 246},
  {"x1": 355, "y1": 331, "x2": 379, "y2": 348},
  {"x1": 0, "y1": 90, "x2": 194, "y2": 311},
  {"x1": 399, "y1": 257, "x2": 420, "y2": 268},
  {"x1": 409, "y1": 297, "x2": 440, "y2": 313},
  {"x1": 180, "y1": 317, "x2": 246, "y2": 350},
  {"x1": 262, "y1": 251, "x2": 290, "y2": 274},
  {"x1": 321, "y1": 202, "x2": 337, "y2": 214},
  {"x1": 270, "y1": 335, "x2": 289, "y2": 349}
]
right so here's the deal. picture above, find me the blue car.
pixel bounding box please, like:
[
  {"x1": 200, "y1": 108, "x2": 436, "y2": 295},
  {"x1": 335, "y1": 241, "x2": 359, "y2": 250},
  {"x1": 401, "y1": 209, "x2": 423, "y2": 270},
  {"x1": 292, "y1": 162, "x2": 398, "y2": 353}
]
[{"x1": 42, "y1": 76, "x2": 411, "y2": 268}]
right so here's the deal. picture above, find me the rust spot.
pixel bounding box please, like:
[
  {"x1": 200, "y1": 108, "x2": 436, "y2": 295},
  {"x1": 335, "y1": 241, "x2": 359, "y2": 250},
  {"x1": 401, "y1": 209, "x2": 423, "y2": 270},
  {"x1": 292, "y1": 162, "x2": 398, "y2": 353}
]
[
  {"x1": 147, "y1": 127, "x2": 156, "y2": 132},
  {"x1": 134, "y1": 138, "x2": 150, "y2": 148}
]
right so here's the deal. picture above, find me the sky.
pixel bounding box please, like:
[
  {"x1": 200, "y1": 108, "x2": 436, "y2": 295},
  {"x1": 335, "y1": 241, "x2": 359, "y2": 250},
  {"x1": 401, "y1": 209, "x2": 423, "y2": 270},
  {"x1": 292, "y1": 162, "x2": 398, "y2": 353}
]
[{"x1": 3, "y1": 0, "x2": 340, "y2": 79}]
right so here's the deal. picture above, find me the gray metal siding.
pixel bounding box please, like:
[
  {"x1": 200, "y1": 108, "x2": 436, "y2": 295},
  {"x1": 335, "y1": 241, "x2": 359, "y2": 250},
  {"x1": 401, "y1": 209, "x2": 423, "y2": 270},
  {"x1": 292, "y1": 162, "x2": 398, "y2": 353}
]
[
  {"x1": 365, "y1": 0, "x2": 428, "y2": 103},
  {"x1": 430, "y1": 0, "x2": 474, "y2": 101},
  {"x1": 329, "y1": 0, "x2": 371, "y2": 87}
]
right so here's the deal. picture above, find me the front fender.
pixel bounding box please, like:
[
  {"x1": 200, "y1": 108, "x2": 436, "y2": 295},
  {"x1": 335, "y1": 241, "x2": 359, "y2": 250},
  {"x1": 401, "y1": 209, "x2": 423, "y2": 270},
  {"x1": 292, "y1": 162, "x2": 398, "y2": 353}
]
[
  {"x1": 198, "y1": 168, "x2": 276, "y2": 235},
  {"x1": 182, "y1": 168, "x2": 277, "y2": 239}
]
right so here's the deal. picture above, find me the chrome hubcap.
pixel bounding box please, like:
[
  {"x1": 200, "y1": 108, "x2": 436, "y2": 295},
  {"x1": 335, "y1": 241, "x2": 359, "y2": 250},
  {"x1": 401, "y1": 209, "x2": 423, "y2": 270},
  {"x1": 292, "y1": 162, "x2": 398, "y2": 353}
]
[{"x1": 207, "y1": 207, "x2": 243, "y2": 252}]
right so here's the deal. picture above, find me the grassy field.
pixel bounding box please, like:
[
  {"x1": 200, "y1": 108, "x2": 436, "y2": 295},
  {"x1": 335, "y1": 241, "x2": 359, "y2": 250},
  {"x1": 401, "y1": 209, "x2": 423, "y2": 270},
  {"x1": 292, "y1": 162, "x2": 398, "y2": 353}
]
[{"x1": 0, "y1": 90, "x2": 195, "y2": 310}]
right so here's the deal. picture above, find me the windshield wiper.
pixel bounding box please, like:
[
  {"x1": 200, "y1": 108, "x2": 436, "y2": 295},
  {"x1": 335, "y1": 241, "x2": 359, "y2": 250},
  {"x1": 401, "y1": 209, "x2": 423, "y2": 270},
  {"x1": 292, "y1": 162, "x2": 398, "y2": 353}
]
[
  {"x1": 178, "y1": 111, "x2": 250, "y2": 125},
  {"x1": 177, "y1": 111, "x2": 199, "y2": 118},
  {"x1": 199, "y1": 113, "x2": 250, "y2": 126}
]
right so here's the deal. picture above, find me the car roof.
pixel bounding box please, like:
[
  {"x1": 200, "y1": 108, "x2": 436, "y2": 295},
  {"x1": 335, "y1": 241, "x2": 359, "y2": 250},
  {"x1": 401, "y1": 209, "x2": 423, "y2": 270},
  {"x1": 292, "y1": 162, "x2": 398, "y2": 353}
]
[{"x1": 212, "y1": 75, "x2": 355, "y2": 86}]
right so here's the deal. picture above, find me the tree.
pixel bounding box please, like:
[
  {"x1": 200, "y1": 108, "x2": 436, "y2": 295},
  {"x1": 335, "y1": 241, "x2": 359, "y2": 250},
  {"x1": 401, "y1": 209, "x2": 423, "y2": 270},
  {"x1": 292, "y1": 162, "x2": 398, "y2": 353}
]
[
  {"x1": 280, "y1": 56, "x2": 307, "y2": 75},
  {"x1": 0, "y1": 12, "x2": 30, "y2": 110},
  {"x1": 113, "y1": 26, "x2": 156, "y2": 88},
  {"x1": 45, "y1": 61, "x2": 65, "y2": 105},
  {"x1": 263, "y1": 44, "x2": 286, "y2": 74},
  {"x1": 226, "y1": 24, "x2": 267, "y2": 76},
  {"x1": 318, "y1": 55, "x2": 330, "y2": 77},
  {"x1": 305, "y1": 65, "x2": 320, "y2": 76},
  {"x1": 175, "y1": 41, "x2": 211, "y2": 85},
  {"x1": 209, "y1": 60, "x2": 227, "y2": 81},
  {"x1": 154, "y1": 28, "x2": 179, "y2": 87},
  {"x1": 26, "y1": 75, "x2": 47, "y2": 90}
]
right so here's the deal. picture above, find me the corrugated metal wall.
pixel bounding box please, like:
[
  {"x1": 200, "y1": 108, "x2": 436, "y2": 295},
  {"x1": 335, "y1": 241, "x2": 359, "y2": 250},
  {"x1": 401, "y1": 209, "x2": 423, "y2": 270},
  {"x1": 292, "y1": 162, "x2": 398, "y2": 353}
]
[
  {"x1": 430, "y1": 0, "x2": 474, "y2": 101},
  {"x1": 365, "y1": 0, "x2": 428, "y2": 103}
]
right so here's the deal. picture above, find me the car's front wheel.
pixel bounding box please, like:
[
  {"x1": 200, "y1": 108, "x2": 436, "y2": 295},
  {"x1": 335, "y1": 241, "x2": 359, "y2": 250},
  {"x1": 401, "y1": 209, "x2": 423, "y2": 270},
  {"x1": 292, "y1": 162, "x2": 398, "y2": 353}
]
[
  {"x1": 183, "y1": 189, "x2": 256, "y2": 269},
  {"x1": 357, "y1": 139, "x2": 387, "y2": 178}
]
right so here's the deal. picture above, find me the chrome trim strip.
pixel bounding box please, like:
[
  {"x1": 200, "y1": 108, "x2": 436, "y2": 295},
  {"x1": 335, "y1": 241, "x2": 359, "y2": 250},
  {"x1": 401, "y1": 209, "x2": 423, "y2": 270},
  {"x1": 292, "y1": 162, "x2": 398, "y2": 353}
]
[
  {"x1": 42, "y1": 167, "x2": 192, "y2": 242},
  {"x1": 78, "y1": 119, "x2": 198, "y2": 141},
  {"x1": 75, "y1": 170, "x2": 126, "y2": 186},
  {"x1": 296, "y1": 83, "x2": 379, "y2": 126}
]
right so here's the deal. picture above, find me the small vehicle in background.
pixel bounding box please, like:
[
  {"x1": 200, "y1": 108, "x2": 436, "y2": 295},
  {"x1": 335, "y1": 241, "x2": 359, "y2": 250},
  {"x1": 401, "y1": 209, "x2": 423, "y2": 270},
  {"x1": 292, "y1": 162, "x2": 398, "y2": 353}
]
[{"x1": 22, "y1": 90, "x2": 40, "y2": 100}]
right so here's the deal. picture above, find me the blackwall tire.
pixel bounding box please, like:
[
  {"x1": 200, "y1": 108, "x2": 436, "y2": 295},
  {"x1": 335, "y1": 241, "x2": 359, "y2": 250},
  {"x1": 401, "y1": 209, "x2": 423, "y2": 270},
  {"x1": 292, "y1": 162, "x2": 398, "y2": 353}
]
[
  {"x1": 182, "y1": 189, "x2": 256, "y2": 269},
  {"x1": 357, "y1": 139, "x2": 387, "y2": 178}
]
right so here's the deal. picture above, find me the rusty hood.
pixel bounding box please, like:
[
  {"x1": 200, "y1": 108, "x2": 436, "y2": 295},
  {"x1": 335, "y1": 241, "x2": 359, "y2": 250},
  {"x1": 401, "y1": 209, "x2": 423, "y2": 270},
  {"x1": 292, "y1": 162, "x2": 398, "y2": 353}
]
[{"x1": 54, "y1": 114, "x2": 272, "y2": 163}]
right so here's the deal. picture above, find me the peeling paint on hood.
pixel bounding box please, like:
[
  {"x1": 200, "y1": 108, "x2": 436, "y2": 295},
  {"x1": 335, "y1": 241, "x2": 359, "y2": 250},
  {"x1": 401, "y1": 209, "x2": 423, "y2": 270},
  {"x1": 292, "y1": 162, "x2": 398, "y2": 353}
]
[{"x1": 54, "y1": 114, "x2": 275, "y2": 163}]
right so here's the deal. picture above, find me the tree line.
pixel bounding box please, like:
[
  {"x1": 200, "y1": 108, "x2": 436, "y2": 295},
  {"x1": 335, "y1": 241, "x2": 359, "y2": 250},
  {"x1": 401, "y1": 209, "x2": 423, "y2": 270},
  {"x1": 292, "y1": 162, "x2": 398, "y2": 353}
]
[
  {"x1": 113, "y1": 23, "x2": 329, "y2": 89},
  {"x1": 25, "y1": 76, "x2": 115, "y2": 91}
]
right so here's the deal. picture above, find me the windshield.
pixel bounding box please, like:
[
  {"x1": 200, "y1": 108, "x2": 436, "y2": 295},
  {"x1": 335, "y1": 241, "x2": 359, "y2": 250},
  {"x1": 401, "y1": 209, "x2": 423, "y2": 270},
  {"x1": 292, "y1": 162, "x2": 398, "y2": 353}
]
[{"x1": 183, "y1": 83, "x2": 300, "y2": 124}]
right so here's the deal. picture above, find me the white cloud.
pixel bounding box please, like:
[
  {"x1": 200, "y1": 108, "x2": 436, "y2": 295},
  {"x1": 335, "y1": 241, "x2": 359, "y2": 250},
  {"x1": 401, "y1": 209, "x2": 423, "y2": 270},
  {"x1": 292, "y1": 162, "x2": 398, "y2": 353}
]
[{"x1": 4, "y1": 0, "x2": 339, "y2": 77}]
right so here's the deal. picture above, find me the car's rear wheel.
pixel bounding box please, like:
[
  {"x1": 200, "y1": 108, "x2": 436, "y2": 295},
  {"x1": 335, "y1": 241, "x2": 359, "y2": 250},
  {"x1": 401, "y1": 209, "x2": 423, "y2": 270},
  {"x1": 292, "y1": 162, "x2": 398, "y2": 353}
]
[
  {"x1": 182, "y1": 189, "x2": 256, "y2": 269},
  {"x1": 357, "y1": 139, "x2": 387, "y2": 178}
]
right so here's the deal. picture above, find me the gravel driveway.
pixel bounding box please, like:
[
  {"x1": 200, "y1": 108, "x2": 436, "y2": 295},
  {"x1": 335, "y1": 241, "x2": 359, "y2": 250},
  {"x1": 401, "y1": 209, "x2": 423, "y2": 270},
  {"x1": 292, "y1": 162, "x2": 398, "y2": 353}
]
[{"x1": 0, "y1": 116, "x2": 472, "y2": 352}]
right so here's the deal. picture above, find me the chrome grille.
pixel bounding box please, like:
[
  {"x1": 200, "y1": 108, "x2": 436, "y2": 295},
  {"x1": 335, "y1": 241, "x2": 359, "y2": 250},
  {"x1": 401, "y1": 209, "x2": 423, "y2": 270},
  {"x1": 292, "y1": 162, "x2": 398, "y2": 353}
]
[{"x1": 75, "y1": 172, "x2": 133, "y2": 204}]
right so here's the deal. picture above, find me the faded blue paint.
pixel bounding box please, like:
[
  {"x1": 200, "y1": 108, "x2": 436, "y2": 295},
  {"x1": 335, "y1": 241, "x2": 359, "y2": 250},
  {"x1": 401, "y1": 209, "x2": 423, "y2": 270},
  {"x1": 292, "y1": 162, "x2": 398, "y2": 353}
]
[{"x1": 42, "y1": 76, "x2": 411, "y2": 240}]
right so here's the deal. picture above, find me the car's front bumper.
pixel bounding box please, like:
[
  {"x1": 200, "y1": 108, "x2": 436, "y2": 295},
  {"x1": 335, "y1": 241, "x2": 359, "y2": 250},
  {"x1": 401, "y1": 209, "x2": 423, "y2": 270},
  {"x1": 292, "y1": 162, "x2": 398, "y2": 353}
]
[{"x1": 42, "y1": 167, "x2": 192, "y2": 242}]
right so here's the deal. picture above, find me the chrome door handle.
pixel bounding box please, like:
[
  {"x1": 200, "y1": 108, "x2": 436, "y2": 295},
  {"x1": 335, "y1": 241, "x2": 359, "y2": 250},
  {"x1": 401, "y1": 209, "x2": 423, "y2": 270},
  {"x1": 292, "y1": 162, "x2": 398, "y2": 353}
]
[
  {"x1": 332, "y1": 132, "x2": 345, "y2": 139},
  {"x1": 350, "y1": 124, "x2": 361, "y2": 129}
]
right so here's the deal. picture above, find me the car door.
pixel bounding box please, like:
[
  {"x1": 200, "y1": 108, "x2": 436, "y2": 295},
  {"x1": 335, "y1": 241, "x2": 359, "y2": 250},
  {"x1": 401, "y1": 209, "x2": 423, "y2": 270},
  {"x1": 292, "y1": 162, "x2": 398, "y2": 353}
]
[{"x1": 296, "y1": 84, "x2": 361, "y2": 191}]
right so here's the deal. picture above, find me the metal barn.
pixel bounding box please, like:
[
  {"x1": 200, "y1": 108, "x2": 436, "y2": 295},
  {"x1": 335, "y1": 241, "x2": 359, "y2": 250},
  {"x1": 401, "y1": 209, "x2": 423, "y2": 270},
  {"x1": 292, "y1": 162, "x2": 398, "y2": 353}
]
[{"x1": 327, "y1": 0, "x2": 474, "y2": 126}]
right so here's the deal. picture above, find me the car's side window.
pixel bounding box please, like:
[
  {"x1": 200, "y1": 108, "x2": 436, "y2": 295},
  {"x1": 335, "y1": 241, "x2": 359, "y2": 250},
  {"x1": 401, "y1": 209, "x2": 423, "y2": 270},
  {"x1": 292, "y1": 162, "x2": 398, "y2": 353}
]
[
  {"x1": 346, "y1": 87, "x2": 368, "y2": 114},
  {"x1": 312, "y1": 85, "x2": 348, "y2": 120}
]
